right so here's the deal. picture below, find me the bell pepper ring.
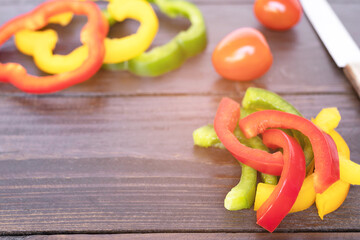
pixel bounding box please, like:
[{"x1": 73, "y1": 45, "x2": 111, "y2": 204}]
[
  {"x1": 239, "y1": 110, "x2": 340, "y2": 194},
  {"x1": 256, "y1": 129, "x2": 305, "y2": 232},
  {"x1": 214, "y1": 97, "x2": 284, "y2": 176},
  {"x1": 14, "y1": 0, "x2": 159, "y2": 74},
  {"x1": 0, "y1": 0, "x2": 108, "y2": 94},
  {"x1": 104, "y1": 0, "x2": 207, "y2": 77}
]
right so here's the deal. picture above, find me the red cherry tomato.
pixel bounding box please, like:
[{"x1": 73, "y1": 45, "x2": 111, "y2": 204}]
[
  {"x1": 212, "y1": 28, "x2": 273, "y2": 81},
  {"x1": 254, "y1": 0, "x2": 302, "y2": 31}
]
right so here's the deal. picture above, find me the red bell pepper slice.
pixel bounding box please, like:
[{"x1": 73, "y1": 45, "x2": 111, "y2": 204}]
[
  {"x1": 214, "y1": 97, "x2": 283, "y2": 175},
  {"x1": 0, "y1": 0, "x2": 108, "y2": 94},
  {"x1": 257, "y1": 129, "x2": 305, "y2": 232},
  {"x1": 323, "y1": 132, "x2": 340, "y2": 180},
  {"x1": 239, "y1": 110, "x2": 340, "y2": 193}
]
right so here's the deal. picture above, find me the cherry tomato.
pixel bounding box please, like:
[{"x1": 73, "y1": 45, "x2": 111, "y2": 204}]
[
  {"x1": 254, "y1": 0, "x2": 302, "y2": 31},
  {"x1": 212, "y1": 28, "x2": 273, "y2": 81}
]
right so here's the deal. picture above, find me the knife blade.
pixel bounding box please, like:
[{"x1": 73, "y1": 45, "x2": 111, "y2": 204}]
[{"x1": 300, "y1": 0, "x2": 360, "y2": 97}]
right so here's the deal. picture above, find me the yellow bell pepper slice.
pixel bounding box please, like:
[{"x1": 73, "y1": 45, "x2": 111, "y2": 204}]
[
  {"x1": 14, "y1": 0, "x2": 158, "y2": 74},
  {"x1": 311, "y1": 107, "x2": 352, "y2": 219},
  {"x1": 105, "y1": 0, "x2": 158, "y2": 63},
  {"x1": 311, "y1": 107, "x2": 341, "y2": 134},
  {"x1": 340, "y1": 156, "x2": 360, "y2": 185},
  {"x1": 15, "y1": 29, "x2": 89, "y2": 74},
  {"x1": 316, "y1": 179, "x2": 350, "y2": 220},
  {"x1": 329, "y1": 129, "x2": 350, "y2": 159},
  {"x1": 254, "y1": 174, "x2": 315, "y2": 213},
  {"x1": 48, "y1": 12, "x2": 73, "y2": 26}
]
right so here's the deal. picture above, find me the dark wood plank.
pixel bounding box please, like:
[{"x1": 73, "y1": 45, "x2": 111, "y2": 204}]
[
  {"x1": 0, "y1": 2, "x2": 359, "y2": 96},
  {"x1": 0, "y1": 94, "x2": 358, "y2": 161},
  {"x1": 2, "y1": 233, "x2": 360, "y2": 240},
  {"x1": 0, "y1": 94, "x2": 358, "y2": 234}
]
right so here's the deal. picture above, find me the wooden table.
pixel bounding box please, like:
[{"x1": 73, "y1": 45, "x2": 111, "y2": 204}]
[{"x1": 0, "y1": 0, "x2": 359, "y2": 239}]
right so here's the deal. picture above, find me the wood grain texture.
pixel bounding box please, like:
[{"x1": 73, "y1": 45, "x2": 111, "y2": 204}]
[
  {"x1": 2, "y1": 233, "x2": 360, "y2": 240},
  {"x1": 0, "y1": 94, "x2": 358, "y2": 161},
  {"x1": 0, "y1": 1, "x2": 359, "y2": 95},
  {"x1": 0, "y1": 94, "x2": 358, "y2": 234},
  {"x1": 0, "y1": 0, "x2": 359, "y2": 237}
]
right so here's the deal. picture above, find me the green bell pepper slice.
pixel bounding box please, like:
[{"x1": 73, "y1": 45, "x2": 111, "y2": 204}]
[{"x1": 104, "y1": 0, "x2": 207, "y2": 76}]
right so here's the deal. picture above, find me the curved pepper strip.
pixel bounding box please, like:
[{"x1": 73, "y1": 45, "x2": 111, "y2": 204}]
[
  {"x1": 240, "y1": 108, "x2": 277, "y2": 185},
  {"x1": 256, "y1": 129, "x2": 306, "y2": 233},
  {"x1": 214, "y1": 98, "x2": 283, "y2": 176},
  {"x1": 340, "y1": 156, "x2": 360, "y2": 185},
  {"x1": 330, "y1": 130, "x2": 350, "y2": 160},
  {"x1": 193, "y1": 123, "x2": 278, "y2": 185},
  {"x1": 224, "y1": 121, "x2": 277, "y2": 211},
  {"x1": 311, "y1": 107, "x2": 351, "y2": 219},
  {"x1": 224, "y1": 162, "x2": 257, "y2": 211},
  {"x1": 193, "y1": 123, "x2": 277, "y2": 211},
  {"x1": 242, "y1": 87, "x2": 302, "y2": 116},
  {"x1": 316, "y1": 178, "x2": 349, "y2": 220},
  {"x1": 105, "y1": 0, "x2": 207, "y2": 76},
  {"x1": 312, "y1": 107, "x2": 341, "y2": 134},
  {"x1": 14, "y1": 0, "x2": 158, "y2": 74},
  {"x1": 0, "y1": 0, "x2": 108, "y2": 94},
  {"x1": 239, "y1": 110, "x2": 340, "y2": 194},
  {"x1": 254, "y1": 174, "x2": 315, "y2": 213},
  {"x1": 242, "y1": 87, "x2": 314, "y2": 172},
  {"x1": 315, "y1": 132, "x2": 345, "y2": 219}
]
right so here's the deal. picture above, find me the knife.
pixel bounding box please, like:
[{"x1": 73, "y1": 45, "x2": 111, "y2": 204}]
[{"x1": 300, "y1": 0, "x2": 360, "y2": 97}]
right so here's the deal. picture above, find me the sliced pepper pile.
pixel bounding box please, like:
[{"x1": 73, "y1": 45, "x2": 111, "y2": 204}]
[
  {"x1": 0, "y1": 0, "x2": 207, "y2": 94},
  {"x1": 193, "y1": 87, "x2": 359, "y2": 232}
]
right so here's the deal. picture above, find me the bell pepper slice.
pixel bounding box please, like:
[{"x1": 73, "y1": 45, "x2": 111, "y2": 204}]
[
  {"x1": 242, "y1": 87, "x2": 314, "y2": 171},
  {"x1": 15, "y1": 29, "x2": 89, "y2": 75},
  {"x1": 310, "y1": 107, "x2": 351, "y2": 219},
  {"x1": 242, "y1": 87, "x2": 302, "y2": 116},
  {"x1": 224, "y1": 162, "x2": 257, "y2": 211},
  {"x1": 225, "y1": 123, "x2": 277, "y2": 211},
  {"x1": 0, "y1": 0, "x2": 108, "y2": 94},
  {"x1": 312, "y1": 107, "x2": 341, "y2": 134},
  {"x1": 312, "y1": 107, "x2": 350, "y2": 159},
  {"x1": 239, "y1": 110, "x2": 340, "y2": 193},
  {"x1": 105, "y1": 0, "x2": 207, "y2": 76},
  {"x1": 14, "y1": 0, "x2": 158, "y2": 74},
  {"x1": 193, "y1": 122, "x2": 277, "y2": 211},
  {"x1": 314, "y1": 132, "x2": 347, "y2": 219},
  {"x1": 240, "y1": 107, "x2": 277, "y2": 185},
  {"x1": 48, "y1": 12, "x2": 74, "y2": 26},
  {"x1": 105, "y1": 0, "x2": 158, "y2": 63},
  {"x1": 340, "y1": 156, "x2": 360, "y2": 184},
  {"x1": 254, "y1": 174, "x2": 315, "y2": 213},
  {"x1": 256, "y1": 129, "x2": 305, "y2": 232},
  {"x1": 214, "y1": 98, "x2": 283, "y2": 176},
  {"x1": 316, "y1": 179, "x2": 350, "y2": 220},
  {"x1": 330, "y1": 130, "x2": 350, "y2": 159}
]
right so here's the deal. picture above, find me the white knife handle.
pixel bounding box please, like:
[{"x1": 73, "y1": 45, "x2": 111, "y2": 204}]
[{"x1": 344, "y1": 62, "x2": 360, "y2": 98}]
